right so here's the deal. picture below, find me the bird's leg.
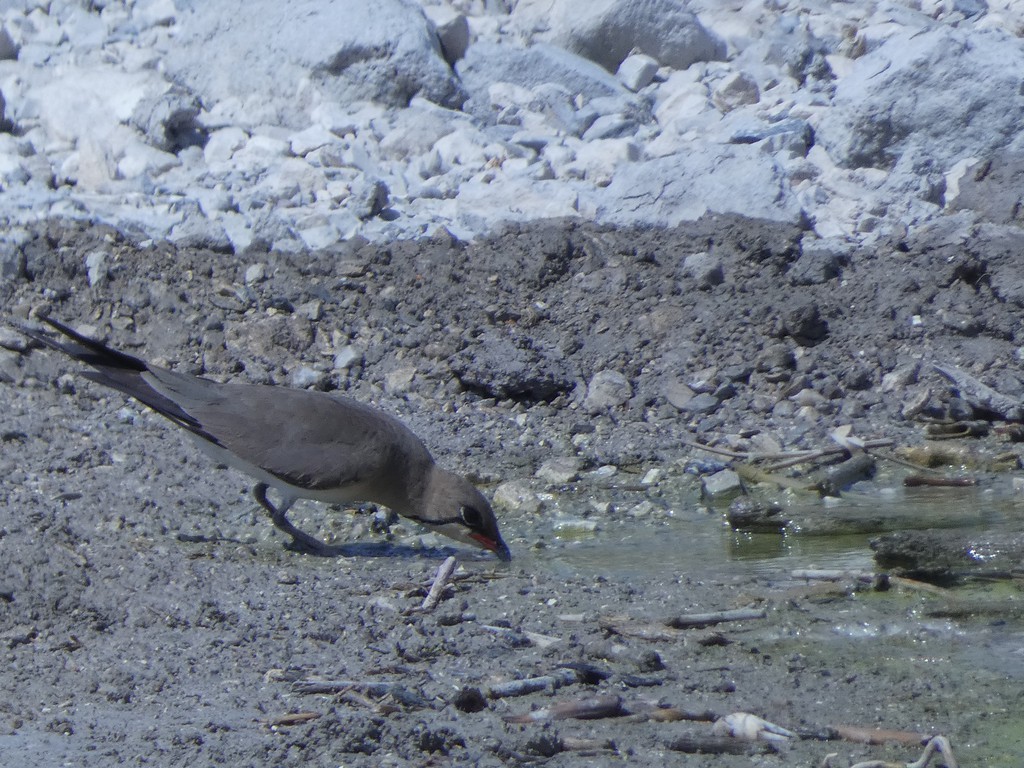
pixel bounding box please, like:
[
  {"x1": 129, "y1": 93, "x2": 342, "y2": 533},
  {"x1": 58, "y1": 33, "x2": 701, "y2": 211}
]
[{"x1": 252, "y1": 483, "x2": 332, "y2": 554}]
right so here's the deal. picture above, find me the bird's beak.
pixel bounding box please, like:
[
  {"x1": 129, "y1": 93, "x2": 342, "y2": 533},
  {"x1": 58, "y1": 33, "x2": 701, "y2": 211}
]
[{"x1": 471, "y1": 532, "x2": 512, "y2": 561}]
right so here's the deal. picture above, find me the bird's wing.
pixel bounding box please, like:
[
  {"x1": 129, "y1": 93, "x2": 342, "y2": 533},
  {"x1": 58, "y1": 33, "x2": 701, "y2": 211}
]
[{"x1": 143, "y1": 368, "x2": 425, "y2": 491}]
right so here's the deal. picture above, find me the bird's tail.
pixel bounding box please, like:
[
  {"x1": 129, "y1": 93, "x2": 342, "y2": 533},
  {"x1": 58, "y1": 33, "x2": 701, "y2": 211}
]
[
  {"x1": 19, "y1": 315, "x2": 148, "y2": 373},
  {"x1": 15, "y1": 315, "x2": 204, "y2": 434}
]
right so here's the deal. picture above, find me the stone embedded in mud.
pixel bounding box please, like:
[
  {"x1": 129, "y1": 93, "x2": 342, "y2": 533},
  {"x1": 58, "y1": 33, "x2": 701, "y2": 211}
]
[
  {"x1": 536, "y1": 456, "x2": 583, "y2": 484},
  {"x1": 583, "y1": 369, "x2": 633, "y2": 413},
  {"x1": 451, "y1": 331, "x2": 576, "y2": 401},
  {"x1": 493, "y1": 479, "x2": 544, "y2": 514},
  {"x1": 701, "y1": 468, "x2": 742, "y2": 503},
  {"x1": 779, "y1": 301, "x2": 828, "y2": 345},
  {"x1": 679, "y1": 250, "x2": 724, "y2": 288}
]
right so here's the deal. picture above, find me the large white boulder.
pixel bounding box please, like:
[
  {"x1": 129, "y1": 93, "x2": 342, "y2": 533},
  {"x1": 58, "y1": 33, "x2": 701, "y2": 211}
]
[
  {"x1": 512, "y1": 0, "x2": 726, "y2": 72},
  {"x1": 165, "y1": 0, "x2": 465, "y2": 129}
]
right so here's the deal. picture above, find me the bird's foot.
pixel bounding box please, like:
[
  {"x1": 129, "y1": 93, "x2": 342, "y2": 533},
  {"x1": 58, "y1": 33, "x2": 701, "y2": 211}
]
[{"x1": 282, "y1": 528, "x2": 336, "y2": 556}]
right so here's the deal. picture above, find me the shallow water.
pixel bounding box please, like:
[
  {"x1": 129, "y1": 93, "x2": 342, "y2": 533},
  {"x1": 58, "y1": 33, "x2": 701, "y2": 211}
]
[
  {"x1": 537, "y1": 478, "x2": 1024, "y2": 580},
  {"x1": 518, "y1": 477, "x2": 1024, "y2": 766}
]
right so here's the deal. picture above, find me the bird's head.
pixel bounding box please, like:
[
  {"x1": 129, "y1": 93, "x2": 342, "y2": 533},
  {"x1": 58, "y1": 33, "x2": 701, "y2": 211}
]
[{"x1": 409, "y1": 468, "x2": 511, "y2": 561}]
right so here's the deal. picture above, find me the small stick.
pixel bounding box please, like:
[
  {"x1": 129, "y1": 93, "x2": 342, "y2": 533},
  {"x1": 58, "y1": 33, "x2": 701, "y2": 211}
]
[
  {"x1": 792, "y1": 569, "x2": 876, "y2": 583},
  {"x1": 259, "y1": 712, "x2": 321, "y2": 727},
  {"x1": 832, "y1": 725, "x2": 928, "y2": 745},
  {"x1": 763, "y1": 449, "x2": 830, "y2": 473},
  {"x1": 665, "y1": 607, "x2": 766, "y2": 629},
  {"x1": 292, "y1": 680, "x2": 405, "y2": 695},
  {"x1": 666, "y1": 733, "x2": 778, "y2": 755},
  {"x1": 888, "y1": 576, "x2": 949, "y2": 595},
  {"x1": 903, "y1": 475, "x2": 977, "y2": 488},
  {"x1": 340, "y1": 689, "x2": 401, "y2": 715},
  {"x1": 560, "y1": 736, "x2": 616, "y2": 752},
  {"x1": 418, "y1": 556, "x2": 457, "y2": 612},
  {"x1": 487, "y1": 668, "x2": 582, "y2": 699},
  {"x1": 681, "y1": 440, "x2": 748, "y2": 459},
  {"x1": 503, "y1": 695, "x2": 625, "y2": 723}
]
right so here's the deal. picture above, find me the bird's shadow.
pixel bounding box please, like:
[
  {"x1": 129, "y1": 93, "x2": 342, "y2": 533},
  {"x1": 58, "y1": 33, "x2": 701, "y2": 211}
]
[
  {"x1": 177, "y1": 532, "x2": 470, "y2": 561},
  {"x1": 286, "y1": 540, "x2": 461, "y2": 560}
]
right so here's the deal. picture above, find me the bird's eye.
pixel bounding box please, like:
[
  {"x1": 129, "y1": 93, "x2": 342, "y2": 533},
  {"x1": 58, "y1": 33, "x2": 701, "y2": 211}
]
[{"x1": 460, "y1": 505, "x2": 483, "y2": 528}]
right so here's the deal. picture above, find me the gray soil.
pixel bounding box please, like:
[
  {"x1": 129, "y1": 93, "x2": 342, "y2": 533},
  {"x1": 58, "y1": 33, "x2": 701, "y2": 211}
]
[{"x1": 2, "y1": 216, "x2": 1023, "y2": 766}]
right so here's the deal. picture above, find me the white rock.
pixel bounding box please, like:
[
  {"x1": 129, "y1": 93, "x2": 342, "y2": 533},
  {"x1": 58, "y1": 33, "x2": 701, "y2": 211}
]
[
  {"x1": 701, "y1": 469, "x2": 742, "y2": 501},
  {"x1": 597, "y1": 143, "x2": 805, "y2": 226},
  {"x1": 0, "y1": 150, "x2": 27, "y2": 185},
  {"x1": 457, "y1": 41, "x2": 635, "y2": 116},
  {"x1": 818, "y1": 27, "x2": 1024, "y2": 170},
  {"x1": 455, "y1": 177, "x2": 579, "y2": 230},
  {"x1": 66, "y1": 137, "x2": 116, "y2": 191},
  {"x1": 617, "y1": 53, "x2": 659, "y2": 92},
  {"x1": 85, "y1": 250, "x2": 108, "y2": 287},
  {"x1": 133, "y1": 0, "x2": 177, "y2": 29},
  {"x1": 311, "y1": 101, "x2": 386, "y2": 136},
  {"x1": 288, "y1": 126, "x2": 338, "y2": 157},
  {"x1": 512, "y1": 0, "x2": 726, "y2": 71},
  {"x1": 164, "y1": 0, "x2": 466, "y2": 129},
  {"x1": 422, "y1": 5, "x2": 469, "y2": 64},
  {"x1": 203, "y1": 127, "x2": 249, "y2": 164},
  {"x1": 380, "y1": 105, "x2": 470, "y2": 160},
  {"x1": 233, "y1": 134, "x2": 291, "y2": 166},
  {"x1": 117, "y1": 139, "x2": 180, "y2": 180},
  {"x1": 566, "y1": 137, "x2": 639, "y2": 186},
  {"x1": 583, "y1": 370, "x2": 632, "y2": 413},
  {"x1": 433, "y1": 128, "x2": 489, "y2": 171},
  {"x1": 194, "y1": 187, "x2": 234, "y2": 216},
  {"x1": 257, "y1": 157, "x2": 327, "y2": 203},
  {"x1": 289, "y1": 366, "x2": 324, "y2": 389},
  {"x1": 536, "y1": 457, "x2": 583, "y2": 484},
  {"x1": 219, "y1": 212, "x2": 254, "y2": 253},
  {"x1": 713, "y1": 71, "x2": 760, "y2": 113},
  {"x1": 244, "y1": 263, "x2": 266, "y2": 284},
  {"x1": 295, "y1": 213, "x2": 341, "y2": 250},
  {"x1": 385, "y1": 366, "x2": 416, "y2": 394},
  {"x1": 651, "y1": 70, "x2": 712, "y2": 129},
  {"x1": 20, "y1": 68, "x2": 170, "y2": 145},
  {"x1": 333, "y1": 345, "x2": 362, "y2": 370},
  {"x1": 492, "y1": 479, "x2": 544, "y2": 514}
]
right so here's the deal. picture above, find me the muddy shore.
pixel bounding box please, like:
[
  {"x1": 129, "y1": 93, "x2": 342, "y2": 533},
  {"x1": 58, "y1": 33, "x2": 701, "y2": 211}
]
[{"x1": 1, "y1": 217, "x2": 1022, "y2": 766}]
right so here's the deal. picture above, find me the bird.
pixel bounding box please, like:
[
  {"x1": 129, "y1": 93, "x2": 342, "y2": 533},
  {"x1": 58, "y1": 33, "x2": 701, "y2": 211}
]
[{"x1": 15, "y1": 315, "x2": 511, "y2": 561}]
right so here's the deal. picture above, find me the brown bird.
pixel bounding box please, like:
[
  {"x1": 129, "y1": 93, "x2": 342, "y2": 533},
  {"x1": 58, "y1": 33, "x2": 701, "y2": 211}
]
[{"x1": 17, "y1": 316, "x2": 510, "y2": 560}]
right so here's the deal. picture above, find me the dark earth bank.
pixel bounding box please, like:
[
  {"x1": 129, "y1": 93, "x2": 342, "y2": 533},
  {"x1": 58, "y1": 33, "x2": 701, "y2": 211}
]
[{"x1": 2, "y1": 215, "x2": 1023, "y2": 766}]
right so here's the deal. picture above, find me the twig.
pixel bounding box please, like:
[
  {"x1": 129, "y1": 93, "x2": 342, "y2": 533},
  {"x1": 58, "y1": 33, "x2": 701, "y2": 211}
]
[
  {"x1": 292, "y1": 679, "x2": 406, "y2": 696},
  {"x1": 764, "y1": 439, "x2": 895, "y2": 471},
  {"x1": 764, "y1": 449, "x2": 830, "y2": 472},
  {"x1": 666, "y1": 733, "x2": 778, "y2": 755},
  {"x1": 560, "y1": 736, "x2": 617, "y2": 752},
  {"x1": 866, "y1": 449, "x2": 943, "y2": 473},
  {"x1": 903, "y1": 475, "x2": 977, "y2": 488},
  {"x1": 792, "y1": 569, "x2": 876, "y2": 583},
  {"x1": 340, "y1": 688, "x2": 401, "y2": 715},
  {"x1": 682, "y1": 440, "x2": 748, "y2": 459},
  {"x1": 417, "y1": 555, "x2": 457, "y2": 612},
  {"x1": 888, "y1": 576, "x2": 949, "y2": 595},
  {"x1": 259, "y1": 712, "x2": 321, "y2": 727},
  {"x1": 665, "y1": 607, "x2": 766, "y2": 629},
  {"x1": 486, "y1": 668, "x2": 585, "y2": 699},
  {"x1": 832, "y1": 725, "x2": 928, "y2": 745},
  {"x1": 503, "y1": 694, "x2": 625, "y2": 723}
]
